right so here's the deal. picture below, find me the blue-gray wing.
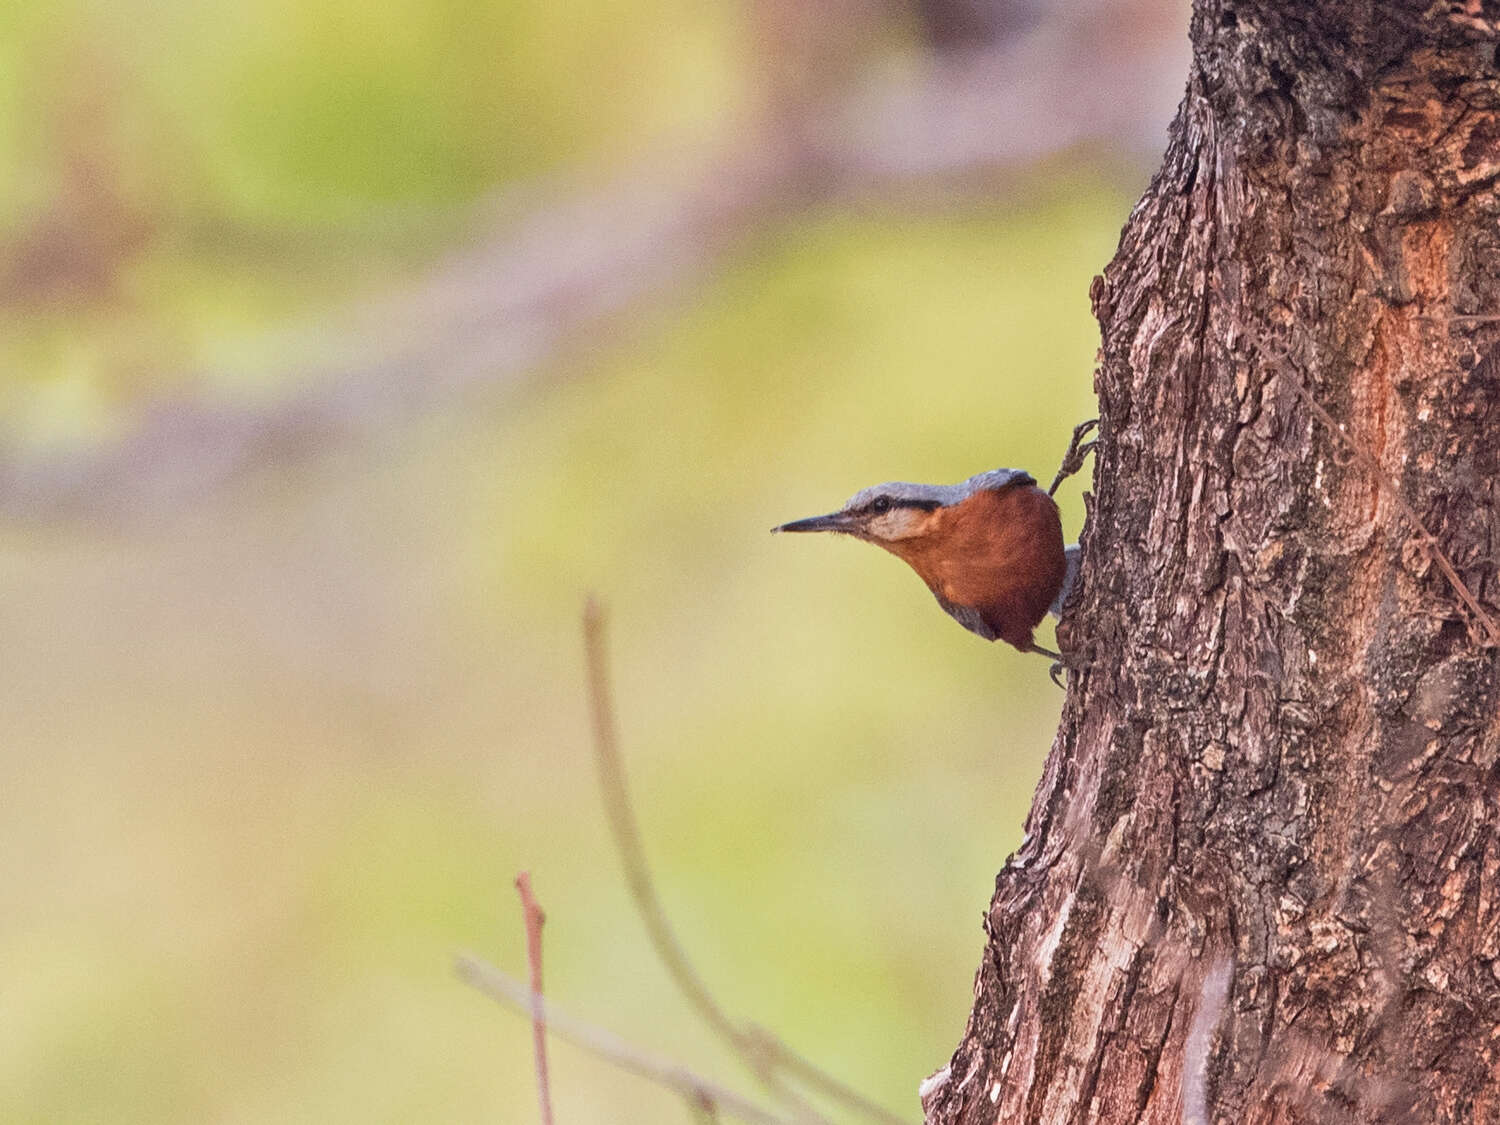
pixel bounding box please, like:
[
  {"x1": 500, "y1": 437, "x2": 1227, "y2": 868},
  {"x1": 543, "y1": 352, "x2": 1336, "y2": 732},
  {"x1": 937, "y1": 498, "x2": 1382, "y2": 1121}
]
[{"x1": 932, "y1": 592, "x2": 999, "y2": 640}]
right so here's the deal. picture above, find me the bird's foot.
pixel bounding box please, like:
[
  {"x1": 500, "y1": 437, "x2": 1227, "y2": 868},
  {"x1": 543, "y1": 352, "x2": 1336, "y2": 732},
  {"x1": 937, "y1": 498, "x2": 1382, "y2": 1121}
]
[
  {"x1": 1048, "y1": 418, "x2": 1099, "y2": 496},
  {"x1": 1025, "y1": 642, "x2": 1086, "y2": 688}
]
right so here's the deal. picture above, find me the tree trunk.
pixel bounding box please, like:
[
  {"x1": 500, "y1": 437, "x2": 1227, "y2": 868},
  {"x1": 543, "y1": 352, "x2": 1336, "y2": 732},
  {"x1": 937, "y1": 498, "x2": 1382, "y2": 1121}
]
[{"x1": 923, "y1": 4, "x2": 1500, "y2": 1123}]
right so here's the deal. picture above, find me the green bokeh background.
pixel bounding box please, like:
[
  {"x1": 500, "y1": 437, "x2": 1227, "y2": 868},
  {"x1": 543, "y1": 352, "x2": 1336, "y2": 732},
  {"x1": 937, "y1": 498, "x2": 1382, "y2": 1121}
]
[{"x1": 1, "y1": 2, "x2": 1151, "y2": 1121}]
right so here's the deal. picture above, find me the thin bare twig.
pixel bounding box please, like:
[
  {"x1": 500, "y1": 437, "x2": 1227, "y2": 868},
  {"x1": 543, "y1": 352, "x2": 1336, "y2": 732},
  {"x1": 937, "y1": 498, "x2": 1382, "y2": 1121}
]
[
  {"x1": 455, "y1": 954, "x2": 795, "y2": 1125},
  {"x1": 582, "y1": 598, "x2": 910, "y2": 1125},
  {"x1": 1277, "y1": 364, "x2": 1500, "y2": 648},
  {"x1": 515, "y1": 872, "x2": 554, "y2": 1125}
]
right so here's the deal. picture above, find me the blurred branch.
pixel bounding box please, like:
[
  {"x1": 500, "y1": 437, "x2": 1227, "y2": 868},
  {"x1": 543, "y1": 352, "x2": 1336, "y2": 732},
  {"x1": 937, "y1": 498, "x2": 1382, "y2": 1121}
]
[
  {"x1": 583, "y1": 598, "x2": 910, "y2": 1125},
  {"x1": 0, "y1": 2, "x2": 1183, "y2": 523},
  {"x1": 455, "y1": 954, "x2": 796, "y2": 1125},
  {"x1": 515, "y1": 872, "x2": 554, "y2": 1125}
]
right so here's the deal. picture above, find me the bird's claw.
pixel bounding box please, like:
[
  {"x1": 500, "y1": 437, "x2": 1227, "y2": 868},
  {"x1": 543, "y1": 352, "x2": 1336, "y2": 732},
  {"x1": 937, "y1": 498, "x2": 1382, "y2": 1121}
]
[
  {"x1": 1046, "y1": 657, "x2": 1092, "y2": 689},
  {"x1": 1049, "y1": 418, "x2": 1099, "y2": 496},
  {"x1": 1025, "y1": 642, "x2": 1081, "y2": 688}
]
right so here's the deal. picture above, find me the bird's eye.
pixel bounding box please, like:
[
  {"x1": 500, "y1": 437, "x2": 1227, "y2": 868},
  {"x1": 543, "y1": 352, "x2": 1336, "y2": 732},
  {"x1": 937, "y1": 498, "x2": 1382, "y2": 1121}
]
[{"x1": 869, "y1": 496, "x2": 892, "y2": 514}]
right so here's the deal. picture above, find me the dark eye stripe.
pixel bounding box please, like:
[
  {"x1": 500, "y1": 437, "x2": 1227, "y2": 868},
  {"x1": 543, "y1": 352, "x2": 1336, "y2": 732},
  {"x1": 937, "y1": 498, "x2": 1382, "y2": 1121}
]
[{"x1": 865, "y1": 497, "x2": 939, "y2": 514}]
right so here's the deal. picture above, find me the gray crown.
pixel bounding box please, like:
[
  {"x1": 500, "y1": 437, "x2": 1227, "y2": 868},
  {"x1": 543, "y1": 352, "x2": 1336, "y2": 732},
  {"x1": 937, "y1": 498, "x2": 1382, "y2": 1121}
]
[{"x1": 845, "y1": 468, "x2": 1034, "y2": 511}]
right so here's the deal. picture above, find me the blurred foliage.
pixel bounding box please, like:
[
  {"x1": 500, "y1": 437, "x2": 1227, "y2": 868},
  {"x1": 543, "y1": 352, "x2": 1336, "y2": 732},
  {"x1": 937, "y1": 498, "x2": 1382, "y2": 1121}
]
[
  {"x1": 0, "y1": 0, "x2": 738, "y2": 224},
  {"x1": 0, "y1": 1, "x2": 1141, "y2": 1122},
  {"x1": 0, "y1": 0, "x2": 742, "y2": 438}
]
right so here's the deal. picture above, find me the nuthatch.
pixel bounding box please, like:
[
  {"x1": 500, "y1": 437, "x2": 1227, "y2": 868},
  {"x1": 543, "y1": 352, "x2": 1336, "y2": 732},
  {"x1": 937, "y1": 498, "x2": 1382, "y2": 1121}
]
[{"x1": 773, "y1": 467, "x2": 1080, "y2": 661}]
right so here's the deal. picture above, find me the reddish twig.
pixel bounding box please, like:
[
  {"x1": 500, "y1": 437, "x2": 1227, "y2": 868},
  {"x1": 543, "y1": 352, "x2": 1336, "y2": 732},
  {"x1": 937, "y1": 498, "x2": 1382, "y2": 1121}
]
[
  {"x1": 582, "y1": 598, "x2": 909, "y2": 1125},
  {"x1": 1278, "y1": 365, "x2": 1500, "y2": 648},
  {"x1": 515, "y1": 872, "x2": 554, "y2": 1125}
]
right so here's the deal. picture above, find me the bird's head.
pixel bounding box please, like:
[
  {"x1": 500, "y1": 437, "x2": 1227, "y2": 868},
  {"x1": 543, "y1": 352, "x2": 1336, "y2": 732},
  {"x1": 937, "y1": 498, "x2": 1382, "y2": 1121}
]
[{"x1": 772, "y1": 469, "x2": 1035, "y2": 545}]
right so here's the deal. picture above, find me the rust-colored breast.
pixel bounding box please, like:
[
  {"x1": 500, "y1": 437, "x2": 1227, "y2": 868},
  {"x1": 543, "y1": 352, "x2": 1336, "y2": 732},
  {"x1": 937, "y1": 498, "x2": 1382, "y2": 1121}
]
[{"x1": 887, "y1": 484, "x2": 1066, "y2": 649}]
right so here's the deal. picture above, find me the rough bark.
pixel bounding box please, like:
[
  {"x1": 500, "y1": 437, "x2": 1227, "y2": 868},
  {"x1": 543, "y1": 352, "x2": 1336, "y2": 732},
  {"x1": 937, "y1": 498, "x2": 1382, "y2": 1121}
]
[{"x1": 924, "y1": 3, "x2": 1500, "y2": 1123}]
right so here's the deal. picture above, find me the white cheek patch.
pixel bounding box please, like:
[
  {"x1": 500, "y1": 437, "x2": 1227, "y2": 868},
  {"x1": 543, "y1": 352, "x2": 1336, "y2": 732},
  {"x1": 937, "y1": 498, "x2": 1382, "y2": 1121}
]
[{"x1": 867, "y1": 509, "x2": 928, "y2": 541}]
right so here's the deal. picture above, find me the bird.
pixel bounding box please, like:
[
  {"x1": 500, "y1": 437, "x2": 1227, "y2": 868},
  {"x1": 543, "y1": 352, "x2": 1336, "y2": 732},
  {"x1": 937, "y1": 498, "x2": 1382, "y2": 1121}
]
[{"x1": 773, "y1": 467, "x2": 1079, "y2": 661}]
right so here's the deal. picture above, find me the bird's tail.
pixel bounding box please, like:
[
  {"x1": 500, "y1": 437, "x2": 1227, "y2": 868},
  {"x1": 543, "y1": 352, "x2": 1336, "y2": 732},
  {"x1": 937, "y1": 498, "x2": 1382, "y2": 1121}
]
[{"x1": 1049, "y1": 544, "x2": 1081, "y2": 618}]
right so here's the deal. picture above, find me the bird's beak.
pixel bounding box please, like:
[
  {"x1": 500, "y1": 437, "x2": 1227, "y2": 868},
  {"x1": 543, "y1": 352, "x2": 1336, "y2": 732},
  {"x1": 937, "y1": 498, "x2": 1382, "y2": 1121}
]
[{"x1": 772, "y1": 511, "x2": 857, "y2": 534}]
